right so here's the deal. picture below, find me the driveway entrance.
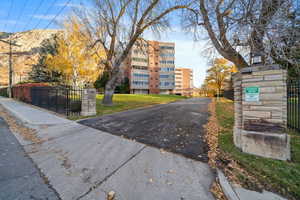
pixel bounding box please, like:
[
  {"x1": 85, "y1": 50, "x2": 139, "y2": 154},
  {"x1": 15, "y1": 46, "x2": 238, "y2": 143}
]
[{"x1": 80, "y1": 98, "x2": 211, "y2": 162}]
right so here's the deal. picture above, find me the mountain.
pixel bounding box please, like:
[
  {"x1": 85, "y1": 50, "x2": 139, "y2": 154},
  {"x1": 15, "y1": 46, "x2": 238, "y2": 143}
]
[
  {"x1": 0, "y1": 32, "x2": 12, "y2": 40},
  {"x1": 0, "y1": 29, "x2": 60, "y2": 86}
]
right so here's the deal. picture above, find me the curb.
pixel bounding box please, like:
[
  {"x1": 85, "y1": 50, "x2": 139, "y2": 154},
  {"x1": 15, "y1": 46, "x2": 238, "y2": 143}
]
[{"x1": 217, "y1": 169, "x2": 240, "y2": 200}]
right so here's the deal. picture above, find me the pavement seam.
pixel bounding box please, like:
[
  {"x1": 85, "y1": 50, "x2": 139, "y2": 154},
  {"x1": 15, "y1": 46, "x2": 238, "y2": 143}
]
[{"x1": 76, "y1": 145, "x2": 147, "y2": 200}]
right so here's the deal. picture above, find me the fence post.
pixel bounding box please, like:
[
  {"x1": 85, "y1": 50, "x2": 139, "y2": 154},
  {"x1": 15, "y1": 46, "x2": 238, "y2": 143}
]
[{"x1": 81, "y1": 88, "x2": 97, "y2": 116}]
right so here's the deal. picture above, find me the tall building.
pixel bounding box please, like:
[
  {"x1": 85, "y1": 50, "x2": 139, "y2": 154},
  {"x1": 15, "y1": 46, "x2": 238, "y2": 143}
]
[
  {"x1": 125, "y1": 40, "x2": 175, "y2": 94},
  {"x1": 173, "y1": 67, "x2": 194, "y2": 96}
]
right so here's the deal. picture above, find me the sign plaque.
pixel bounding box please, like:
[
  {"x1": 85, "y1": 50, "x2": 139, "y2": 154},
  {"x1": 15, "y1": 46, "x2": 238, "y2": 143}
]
[{"x1": 245, "y1": 86, "x2": 260, "y2": 102}]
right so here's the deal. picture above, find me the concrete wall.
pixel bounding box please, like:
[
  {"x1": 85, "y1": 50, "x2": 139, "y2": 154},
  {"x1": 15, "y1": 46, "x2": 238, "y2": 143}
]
[{"x1": 233, "y1": 65, "x2": 290, "y2": 160}]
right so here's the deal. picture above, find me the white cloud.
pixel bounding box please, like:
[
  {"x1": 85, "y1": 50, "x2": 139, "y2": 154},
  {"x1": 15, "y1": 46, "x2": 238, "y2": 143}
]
[
  {"x1": 32, "y1": 15, "x2": 56, "y2": 20},
  {"x1": 0, "y1": 19, "x2": 18, "y2": 25},
  {"x1": 56, "y1": 3, "x2": 84, "y2": 9}
]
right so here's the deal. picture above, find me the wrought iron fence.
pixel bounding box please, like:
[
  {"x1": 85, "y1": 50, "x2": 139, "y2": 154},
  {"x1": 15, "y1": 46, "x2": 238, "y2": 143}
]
[
  {"x1": 223, "y1": 89, "x2": 234, "y2": 101},
  {"x1": 287, "y1": 80, "x2": 300, "y2": 132},
  {"x1": 13, "y1": 85, "x2": 83, "y2": 116}
]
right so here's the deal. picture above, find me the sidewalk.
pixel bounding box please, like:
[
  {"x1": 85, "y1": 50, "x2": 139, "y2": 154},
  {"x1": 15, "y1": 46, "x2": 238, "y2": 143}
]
[
  {"x1": 0, "y1": 98, "x2": 215, "y2": 200},
  {"x1": 0, "y1": 117, "x2": 59, "y2": 200}
]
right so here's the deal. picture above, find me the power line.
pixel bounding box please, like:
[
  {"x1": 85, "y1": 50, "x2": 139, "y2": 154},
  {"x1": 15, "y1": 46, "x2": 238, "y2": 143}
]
[
  {"x1": 3, "y1": 0, "x2": 14, "y2": 32},
  {"x1": 25, "y1": 0, "x2": 73, "y2": 50},
  {"x1": 21, "y1": 0, "x2": 47, "y2": 32},
  {"x1": 44, "y1": 0, "x2": 73, "y2": 29},
  {"x1": 12, "y1": 0, "x2": 29, "y2": 33},
  {"x1": 31, "y1": 0, "x2": 60, "y2": 31}
]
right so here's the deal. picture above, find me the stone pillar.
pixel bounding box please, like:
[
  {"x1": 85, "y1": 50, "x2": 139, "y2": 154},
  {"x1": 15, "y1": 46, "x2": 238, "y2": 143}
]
[
  {"x1": 81, "y1": 88, "x2": 97, "y2": 116},
  {"x1": 233, "y1": 65, "x2": 290, "y2": 160}
]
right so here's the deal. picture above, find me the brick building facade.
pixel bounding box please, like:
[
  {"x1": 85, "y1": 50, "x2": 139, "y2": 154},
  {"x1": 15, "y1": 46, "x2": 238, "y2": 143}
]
[
  {"x1": 173, "y1": 68, "x2": 194, "y2": 96},
  {"x1": 125, "y1": 40, "x2": 175, "y2": 94}
]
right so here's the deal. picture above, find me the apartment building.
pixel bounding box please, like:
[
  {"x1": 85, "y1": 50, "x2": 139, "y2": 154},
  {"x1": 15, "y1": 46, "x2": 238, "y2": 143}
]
[
  {"x1": 125, "y1": 40, "x2": 175, "y2": 94},
  {"x1": 173, "y1": 67, "x2": 194, "y2": 96}
]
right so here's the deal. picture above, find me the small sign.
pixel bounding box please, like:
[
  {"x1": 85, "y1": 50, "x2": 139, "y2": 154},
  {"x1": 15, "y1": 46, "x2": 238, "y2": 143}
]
[{"x1": 245, "y1": 86, "x2": 260, "y2": 102}]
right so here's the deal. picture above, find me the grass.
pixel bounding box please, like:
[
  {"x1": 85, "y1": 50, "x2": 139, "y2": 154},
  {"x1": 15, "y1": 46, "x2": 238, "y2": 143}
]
[
  {"x1": 216, "y1": 98, "x2": 300, "y2": 200},
  {"x1": 69, "y1": 94, "x2": 187, "y2": 120},
  {"x1": 96, "y1": 94, "x2": 187, "y2": 116}
]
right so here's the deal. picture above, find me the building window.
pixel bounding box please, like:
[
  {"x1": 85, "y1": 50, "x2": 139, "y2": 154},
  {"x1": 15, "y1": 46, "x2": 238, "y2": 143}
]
[
  {"x1": 132, "y1": 81, "x2": 149, "y2": 85},
  {"x1": 159, "y1": 82, "x2": 174, "y2": 86},
  {"x1": 132, "y1": 65, "x2": 148, "y2": 70},
  {"x1": 159, "y1": 46, "x2": 174, "y2": 50},
  {"x1": 132, "y1": 57, "x2": 148, "y2": 63},
  {"x1": 160, "y1": 67, "x2": 174, "y2": 72},
  {"x1": 160, "y1": 53, "x2": 174, "y2": 57},
  {"x1": 133, "y1": 73, "x2": 149, "y2": 78},
  {"x1": 160, "y1": 75, "x2": 174, "y2": 79},
  {"x1": 160, "y1": 60, "x2": 174, "y2": 64}
]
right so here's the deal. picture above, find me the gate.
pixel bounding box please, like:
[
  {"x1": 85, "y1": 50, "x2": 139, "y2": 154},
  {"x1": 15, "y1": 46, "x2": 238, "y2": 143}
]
[{"x1": 287, "y1": 80, "x2": 300, "y2": 132}]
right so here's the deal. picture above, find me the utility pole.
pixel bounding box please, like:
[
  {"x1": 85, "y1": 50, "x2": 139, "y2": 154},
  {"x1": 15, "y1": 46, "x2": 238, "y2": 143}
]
[
  {"x1": 0, "y1": 37, "x2": 20, "y2": 98},
  {"x1": 8, "y1": 38, "x2": 13, "y2": 98}
]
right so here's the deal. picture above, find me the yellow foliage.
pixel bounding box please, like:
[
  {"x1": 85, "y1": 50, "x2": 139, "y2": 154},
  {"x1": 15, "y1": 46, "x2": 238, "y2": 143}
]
[
  {"x1": 46, "y1": 17, "x2": 105, "y2": 87},
  {"x1": 204, "y1": 58, "x2": 234, "y2": 95}
]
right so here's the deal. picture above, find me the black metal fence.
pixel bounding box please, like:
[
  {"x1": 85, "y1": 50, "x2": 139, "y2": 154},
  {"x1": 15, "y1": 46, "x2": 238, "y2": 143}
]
[
  {"x1": 223, "y1": 89, "x2": 234, "y2": 101},
  {"x1": 14, "y1": 86, "x2": 83, "y2": 116},
  {"x1": 287, "y1": 80, "x2": 300, "y2": 132}
]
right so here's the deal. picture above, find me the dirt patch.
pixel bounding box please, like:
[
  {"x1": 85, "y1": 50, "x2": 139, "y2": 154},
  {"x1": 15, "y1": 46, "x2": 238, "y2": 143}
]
[
  {"x1": 0, "y1": 105, "x2": 42, "y2": 144},
  {"x1": 204, "y1": 99, "x2": 227, "y2": 200}
]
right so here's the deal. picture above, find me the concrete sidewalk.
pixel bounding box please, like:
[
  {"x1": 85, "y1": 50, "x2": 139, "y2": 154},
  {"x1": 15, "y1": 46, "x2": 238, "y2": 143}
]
[
  {"x1": 0, "y1": 98, "x2": 215, "y2": 200},
  {"x1": 0, "y1": 97, "x2": 70, "y2": 125}
]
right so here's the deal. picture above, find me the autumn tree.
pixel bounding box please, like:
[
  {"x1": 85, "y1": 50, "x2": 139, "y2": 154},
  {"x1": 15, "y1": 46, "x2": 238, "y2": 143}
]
[
  {"x1": 29, "y1": 36, "x2": 63, "y2": 83},
  {"x1": 185, "y1": 0, "x2": 295, "y2": 69},
  {"x1": 46, "y1": 17, "x2": 105, "y2": 87},
  {"x1": 76, "y1": 0, "x2": 188, "y2": 105},
  {"x1": 205, "y1": 58, "x2": 233, "y2": 98}
]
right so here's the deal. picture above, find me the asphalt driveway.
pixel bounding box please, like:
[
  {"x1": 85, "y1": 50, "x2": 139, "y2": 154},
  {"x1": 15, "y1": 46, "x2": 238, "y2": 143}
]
[{"x1": 80, "y1": 98, "x2": 211, "y2": 162}]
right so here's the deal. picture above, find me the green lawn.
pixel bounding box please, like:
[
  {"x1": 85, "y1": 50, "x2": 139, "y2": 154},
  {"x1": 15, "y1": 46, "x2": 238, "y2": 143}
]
[
  {"x1": 69, "y1": 94, "x2": 187, "y2": 120},
  {"x1": 95, "y1": 94, "x2": 187, "y2": 116},
  {"x1": 216, "y1": 99, "x2": 300, "y2": 200}
]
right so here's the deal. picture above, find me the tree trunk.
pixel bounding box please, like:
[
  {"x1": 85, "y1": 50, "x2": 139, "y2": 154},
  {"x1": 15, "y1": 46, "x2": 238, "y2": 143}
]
[
  {"x1": 102, "y1": 64, "x2": 123, "y2": 105},
  {"x1": 102, "y1": 78, "x2": 116, "y2": 106}
]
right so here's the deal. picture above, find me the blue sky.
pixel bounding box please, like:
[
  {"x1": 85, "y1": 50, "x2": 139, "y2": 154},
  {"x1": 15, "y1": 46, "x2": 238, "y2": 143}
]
[{"x1": 0, "y1": 0, "x2": 210, "y2": 87}]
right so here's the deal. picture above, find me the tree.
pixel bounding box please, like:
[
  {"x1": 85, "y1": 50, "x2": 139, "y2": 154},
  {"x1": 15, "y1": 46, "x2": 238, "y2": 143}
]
[
  {"x1": 185, "y1": 0, "x2": 292, "y2": 69},
  {"x1": 205, "y1": 58, "x2": 233, "y2": 99},
  {"x1": 29, "y1": 36, "x2": 63, "y2": 83},
  {"x1": 269, "y1": 9, "x2": 300, "y2": 77},
  {"x1": 76, "y1": 0, "x2": 188, "y2": 105},
  {"x1": 94, "y1": 70, "x2": 110, "y2": 93},
  {"x1": 115, "y1": 77, "x2": 130, "y2": 94},
  {"x1": 45, "y1": 17, "x2": 105, "y2": 87}
]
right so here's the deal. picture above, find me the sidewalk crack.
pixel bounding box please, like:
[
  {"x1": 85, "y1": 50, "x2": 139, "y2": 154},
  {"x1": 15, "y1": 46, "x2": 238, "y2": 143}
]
[{"x1": 76, "y1": 145, "x2": 147, "y2": 200}]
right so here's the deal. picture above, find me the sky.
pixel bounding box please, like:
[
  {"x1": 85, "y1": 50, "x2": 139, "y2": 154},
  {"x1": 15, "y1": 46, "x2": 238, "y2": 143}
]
[{"x1": 0, "y1": 0, "x2": 211, "y2": 87}]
